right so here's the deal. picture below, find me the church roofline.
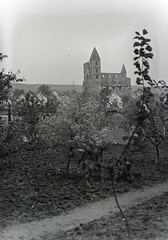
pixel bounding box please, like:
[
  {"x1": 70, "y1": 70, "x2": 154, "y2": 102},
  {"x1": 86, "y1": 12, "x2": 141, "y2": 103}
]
[{"x1": 101, "y1": 72, "x2": 121, "y2": 75}]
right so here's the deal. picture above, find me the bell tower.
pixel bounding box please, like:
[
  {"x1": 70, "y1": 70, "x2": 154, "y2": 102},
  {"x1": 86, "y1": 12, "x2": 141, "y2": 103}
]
[
  {"x1": 121, "y1": 64, "x2": 127, "y2": 78},
  {"x1": 83, "y1": 47, "x2": 102, "y2": 92},
  {"x1": 89, "y1": 47, "x2": 101, "y2": 91}
]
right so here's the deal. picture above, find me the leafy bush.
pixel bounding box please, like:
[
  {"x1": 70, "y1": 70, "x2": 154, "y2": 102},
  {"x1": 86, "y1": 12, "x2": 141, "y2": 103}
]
[{"x1": 39, "y1": 115, "x2": 72, "y2": 147}]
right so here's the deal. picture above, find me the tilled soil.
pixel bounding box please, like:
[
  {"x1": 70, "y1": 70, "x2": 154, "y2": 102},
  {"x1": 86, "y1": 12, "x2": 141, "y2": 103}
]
[
  {"x1": 0, "y1": 142, "x2": 168, "y2": 230},
  {"x1": 51, "y1": 192, "x2": 168, "y2": 240}
]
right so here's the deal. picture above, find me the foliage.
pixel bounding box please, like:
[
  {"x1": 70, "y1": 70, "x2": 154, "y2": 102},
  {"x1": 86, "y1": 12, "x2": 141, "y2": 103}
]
[
  {"x1": 13, "y1": 86, "x2": 61, "y2": 141},
  {"x1": 117, "y1": 30, "x2": 157, "y2": 174},
  {"x1": 37, "y1": 84, "x2": 60, "y2": 116},
  {"x1": 0, "y1": 54, "x2": 23, "y2": 101},
  {"x1": 121, "y1": 94, "x2": 131, "y2": 106},
  {"x1": 113, "y1": 29, "x2": 168, "y2": 239},
  {"x1": 100, "y1": 85, "x2": 124, "y2": 110},
  {"x1": 143, "y1": 101, "x2": 165, "y2": 165},
  {"x1": 0, "y1": 53, "x2": 23, "y2": 150},
  {"x1": 39, "y1": 115, "x2": 72, "y2": 147},
  {"x1": 117, "y1": 29, "x2": 168, "y2": 171},
  {"x1": 59, "y1": 91, "x2": 106, "y2": 140},
  {"x1": 39, "y1": 90, "x2": 107, "y2": 149},
  {"x1": 37, "y1": 84, "x2": 52, "y2": 97},
  {"x1": 111, "y1": 30, "x2": 157, "y2": 239},
  {"x1": 133, "y1": 29, "x2": 154, "y2": 86},
  {"x1": 131, "y1": 30, "x2": 168, "y2": 164},
  {"x1": 130, "y1": 30, "x2": 154, "y2": 130},
  {"x1": 106, "y1": 112, "x2": 127, "y2": 130},
  {"x1": 0, "y1": 121, "x2": 8, "y2": 144},
  {"x1": 124, "y1": 99, "x2": 137, "y2": 129},
  {"x1": 100, "y1": 85, "x2": 112, "y2": 108},
  {"x1": 14, "y1": 92, "x2": 45, "y2": 141},
  {"x1": 12, "y1": 88, "x2": 25, "y2": 100},
  {"x1": 0, "y1": 119, "x2": 24, "y2": 148},
  {"x1": 44, "y1": 98, "x2": 59, "y2": 116},
  {"x1": 150, "y1": 80, "x2": 168, "y2": 134}
]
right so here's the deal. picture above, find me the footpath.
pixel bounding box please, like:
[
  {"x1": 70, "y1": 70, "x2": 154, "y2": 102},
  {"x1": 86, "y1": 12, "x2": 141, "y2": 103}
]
[{"x1": 1, "y1": 181, "x2": 168, "y2": 240}]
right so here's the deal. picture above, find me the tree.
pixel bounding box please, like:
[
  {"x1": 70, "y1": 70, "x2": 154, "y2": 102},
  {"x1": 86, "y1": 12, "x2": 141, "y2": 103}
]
[
  {"x1": 121, "y1": 94, "x2": 131, "y2": 106},
  {"x1": 15, "y1": 92, "x2": 44, "y2": 141},
  {"x1": 119, "y1": 29, "x2": 168, "y2": 172},
  {"x1": 100, "y1": 85, "x2": 112, "y2": 108},
  {"x1": 0, "y1": 53, "x2": 23, "y2": 101},
  {"x1": 144, "y1": 111, "x2": 164, "y2": 165},
  {"x1": 115, "y1": 30, "x2": 155, "y2": 182},
  {"x1": 12, "y1": 88, "x2": 25, "y2": 100},
  {"x1": 0, "y1": 53, "x2": 23, "y2": 147},
  {"x1": 39, "y1": 90, "x2": 106, "y2": 147},
  {"x1": 37, "y1": 84, "x2": 52, "y2": 97},
  {"x1": 38, "y1": 90, "x2": 111, "y2": 180}
]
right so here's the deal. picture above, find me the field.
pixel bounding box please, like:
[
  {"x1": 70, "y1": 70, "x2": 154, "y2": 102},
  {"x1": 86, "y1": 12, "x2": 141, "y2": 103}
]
[
  {"x1": 11, "y1": 83, "x2": 83, "y2": 93},
  {"x1": 0, "y1": 140, "x2": 168, "y2": 234},
  {"x1": 11, "y1": 83, "x2": 150, "y2": 95}
]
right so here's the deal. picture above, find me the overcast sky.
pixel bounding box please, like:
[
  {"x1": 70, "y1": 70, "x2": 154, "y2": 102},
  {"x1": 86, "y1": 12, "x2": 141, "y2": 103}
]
[{"x1": 0, "y1": 0, "x2": 168, "y2": 85}]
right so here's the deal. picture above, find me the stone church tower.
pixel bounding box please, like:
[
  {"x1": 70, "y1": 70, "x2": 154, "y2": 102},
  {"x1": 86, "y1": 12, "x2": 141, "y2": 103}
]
[
  {"x1": 83, "y1": 48, "x2": 131, "y2": 95},
  {"x1": 83, "y1": 47, "x2": 102, "y2": 92}
]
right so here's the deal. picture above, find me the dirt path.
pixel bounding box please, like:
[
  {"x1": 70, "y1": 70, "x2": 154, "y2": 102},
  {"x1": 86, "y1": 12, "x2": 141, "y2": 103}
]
[{"x1": 1, "y1": 181, "x2": 168, "y2": 240}]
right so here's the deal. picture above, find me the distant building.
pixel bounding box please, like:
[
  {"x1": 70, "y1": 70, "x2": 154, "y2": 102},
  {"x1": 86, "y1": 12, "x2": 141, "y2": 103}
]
[
  {"x1": 52, "y1": 90, "x2": 61, "y2": 101},
  {"x1": 107, "y1": 93, "x2": 123, "y2": 109},
  {"x1": 0, "y1": 99, "x2": 12, "y2": 124},
  {"x1": 37, "y1": 92, "x2": 48, "y2": 104},
  {"x1": 17, "y1": 94, "x2": 26, "y2": 102},
  {"x1": 60, "y1": 95, "x2": 70, "y2": 106},
  {"x1": 37, "y1": 90, "x2": 70, "y2": 107},
  {"x1": 83, "y1": 47, "x2": 131, "y2": 95}
]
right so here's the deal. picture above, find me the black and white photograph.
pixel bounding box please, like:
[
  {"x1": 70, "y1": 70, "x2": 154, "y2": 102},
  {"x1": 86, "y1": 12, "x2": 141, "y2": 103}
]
[{"x1": 0, "y1": 0, "x2": 168, "y2": 239}]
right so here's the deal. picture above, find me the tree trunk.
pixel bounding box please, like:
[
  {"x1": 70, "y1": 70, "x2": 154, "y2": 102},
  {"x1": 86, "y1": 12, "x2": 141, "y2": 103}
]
[{"x1": 155, "y1": 144, "x2": 160, "y2": 166}]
